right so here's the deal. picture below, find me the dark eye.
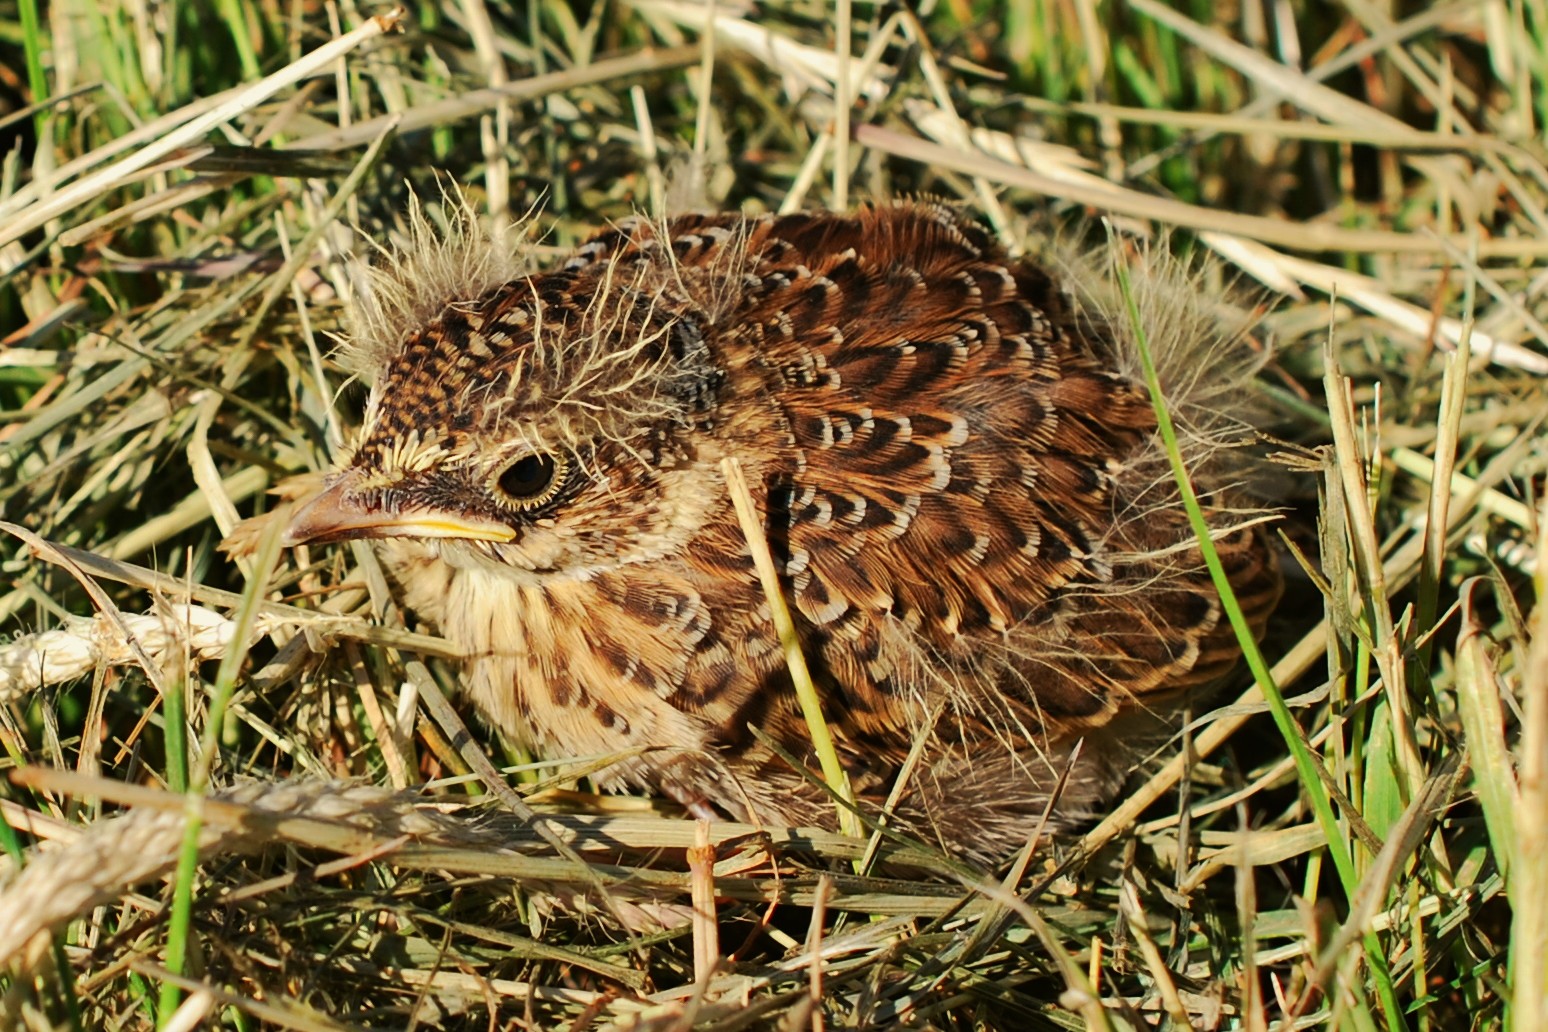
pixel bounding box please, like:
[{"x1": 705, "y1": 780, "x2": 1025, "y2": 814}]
[{"x1": 492, "y1": 453, "x2": 566, "y2": 510}]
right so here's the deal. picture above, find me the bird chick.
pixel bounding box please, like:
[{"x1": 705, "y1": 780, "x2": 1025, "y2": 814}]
[{"x1": 284, "y1": 202, "x2": 1281, "y2": 861}]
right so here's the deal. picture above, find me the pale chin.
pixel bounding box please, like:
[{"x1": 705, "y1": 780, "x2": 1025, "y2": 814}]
[{"x1": 431, "y1": 533, "x2": 599, "y2": 584}]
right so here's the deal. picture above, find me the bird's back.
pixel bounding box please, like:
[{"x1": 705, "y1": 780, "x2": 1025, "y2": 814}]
[{"x1": 543, "y1": 203, "x2": 1281, "y2": 845}]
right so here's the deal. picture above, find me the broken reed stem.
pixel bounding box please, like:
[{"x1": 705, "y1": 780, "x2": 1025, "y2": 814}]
[
  {"x1": 1511, "y1": 497, "x2": 1548, "y2": 1029},
  {"x1": 833, "y1": 0, "x2": 852, "y2": 210},
  {"x1": 689, "y1": 820, "x2": 720, "y2": 986},
  {"x1": 1322, "y1": 335, "x2": 1426, "y2": 807},
  {"x1": 1416, "y1": 318, "x2": 1473, "y2": 681}
]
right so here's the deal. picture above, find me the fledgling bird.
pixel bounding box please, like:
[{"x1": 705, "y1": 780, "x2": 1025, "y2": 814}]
[{"x1": 283, "y1": 201, "x2": 1281, "y2": 861}]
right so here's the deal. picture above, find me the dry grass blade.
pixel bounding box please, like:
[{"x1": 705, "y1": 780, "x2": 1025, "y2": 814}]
[
  {"x1": 0, "y1": 602, "x2": 252, "y2": 705},
  {"x1": 0, "y1": 775, "x2": 440, "y2": 967},
  {"x1": 0, "y1": 8, "x2": 406, "y2": 250},
  {"x1": 1322, "y1": 339, "x2": 1424, "y2": 805},
  {"x1": 863, "y1": 122, "x2": 1548, "y2": 259},
  {"x1": 1514, "y1": 499, "x2": 1548, "y2": 1029},
  {"x1": 722, "y1": 455, "x2": 860, "y2": 841},
  {"x1": 1126, "y1": 0, "x2": 1412, "y2": 135},
  {"x1": 1455, "y1": 581, "x2": 1517, "y2": 880}
]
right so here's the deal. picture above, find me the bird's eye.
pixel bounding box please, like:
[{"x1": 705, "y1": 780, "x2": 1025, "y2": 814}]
[{"x1": 492, "y1": 453, "x2": 566, "y2": 510}]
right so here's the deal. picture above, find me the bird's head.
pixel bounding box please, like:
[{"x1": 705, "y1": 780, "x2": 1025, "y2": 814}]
[{"x1": 284, "y1": 217, "x2": 729, "y2": 582}]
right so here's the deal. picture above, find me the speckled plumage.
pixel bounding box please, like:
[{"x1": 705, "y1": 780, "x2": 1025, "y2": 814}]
[{"x1": 285, "y1": 202, "x2": 1281, "y2": 860}]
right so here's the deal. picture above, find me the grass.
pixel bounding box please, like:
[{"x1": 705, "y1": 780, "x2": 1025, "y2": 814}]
[{"x1": 0, "y1": 0, "x2": 1545, "y2": 1028}]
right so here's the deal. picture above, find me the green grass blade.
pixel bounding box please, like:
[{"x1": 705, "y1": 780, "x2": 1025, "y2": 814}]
[{"x1": 1108, "y1": 227, "x2": 1408, "y2": 1032}]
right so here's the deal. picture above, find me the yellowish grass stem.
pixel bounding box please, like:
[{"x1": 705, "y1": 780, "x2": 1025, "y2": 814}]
[{"x1": 721, "y1": 456, "x2": 861, "y2": 841}]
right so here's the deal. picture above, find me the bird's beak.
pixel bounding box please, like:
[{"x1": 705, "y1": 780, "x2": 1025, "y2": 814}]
[{"x1": 282, "y1": 473, "x2": 517, "y2": 546}]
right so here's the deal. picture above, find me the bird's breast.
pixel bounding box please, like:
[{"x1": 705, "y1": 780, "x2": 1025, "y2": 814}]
[{"x1": 384, "y1": 548, "x2": 737, "y2": 776}]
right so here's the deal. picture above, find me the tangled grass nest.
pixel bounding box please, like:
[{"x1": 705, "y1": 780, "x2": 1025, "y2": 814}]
[{"x1": 0, "y1": 1, "x2": 1545, "y2": 1029}]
